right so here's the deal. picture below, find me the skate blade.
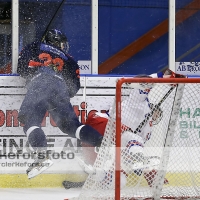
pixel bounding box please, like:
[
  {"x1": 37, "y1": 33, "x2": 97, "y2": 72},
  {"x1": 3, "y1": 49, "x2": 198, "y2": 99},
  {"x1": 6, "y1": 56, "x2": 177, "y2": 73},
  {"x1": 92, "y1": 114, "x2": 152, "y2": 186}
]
[
  {"x1": 27, "y1": 159, "x2": 53, "y2": 179},
  {"x1": 75, "y1": 156, "x2": 95, "y2": 175}
]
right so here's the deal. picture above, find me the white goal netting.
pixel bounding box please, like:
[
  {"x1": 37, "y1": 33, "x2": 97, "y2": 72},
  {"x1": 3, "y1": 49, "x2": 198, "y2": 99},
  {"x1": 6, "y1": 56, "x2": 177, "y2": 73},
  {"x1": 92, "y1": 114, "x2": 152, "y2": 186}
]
[{"x1": 70, "y1": 79, "x2": 200, "y2": 200}]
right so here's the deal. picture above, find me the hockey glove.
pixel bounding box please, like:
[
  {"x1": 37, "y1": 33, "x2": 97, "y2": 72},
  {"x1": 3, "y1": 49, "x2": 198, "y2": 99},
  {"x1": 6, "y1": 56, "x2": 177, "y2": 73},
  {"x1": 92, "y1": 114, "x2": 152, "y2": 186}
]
[{"x1": 163, "y1": 69, "x2": 187, "y2": 78}]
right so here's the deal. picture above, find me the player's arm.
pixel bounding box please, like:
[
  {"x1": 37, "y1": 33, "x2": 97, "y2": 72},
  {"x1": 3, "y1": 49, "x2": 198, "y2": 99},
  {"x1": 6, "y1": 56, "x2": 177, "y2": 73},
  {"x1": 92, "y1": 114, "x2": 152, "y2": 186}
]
[
  {"x1": 17, "y1": 41, "x2": 39, "y2": 78},
  {"x1": 149, "y1": 68, "x2": 187, "y2": 78},
  {"x1": 62, "y1": 56, "x2": 80, "y2": 98}
]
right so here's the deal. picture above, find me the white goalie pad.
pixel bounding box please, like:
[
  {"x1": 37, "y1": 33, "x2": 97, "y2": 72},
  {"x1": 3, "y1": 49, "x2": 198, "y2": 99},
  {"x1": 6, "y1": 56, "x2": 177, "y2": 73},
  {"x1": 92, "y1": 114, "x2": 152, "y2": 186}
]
[
  {"x1": 121, "y1": 131, "x2": 145, "y2": 174},
  {"x1": 143, "y1": 156, "x2": 161, "y2": 172},
  {"x1": 121, "y1": 131, "x2": 144, "y2": 153}
]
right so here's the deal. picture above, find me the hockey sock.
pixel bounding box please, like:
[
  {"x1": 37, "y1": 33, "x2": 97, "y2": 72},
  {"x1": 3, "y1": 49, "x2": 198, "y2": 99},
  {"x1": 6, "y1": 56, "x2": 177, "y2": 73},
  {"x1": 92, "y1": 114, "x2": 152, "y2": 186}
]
[
  {"x1": 26, "y1": 126, "x2": 47, "y2": 151},
  {"x1": 76, "y1": 125, "x2": 103, "y2": 147}
]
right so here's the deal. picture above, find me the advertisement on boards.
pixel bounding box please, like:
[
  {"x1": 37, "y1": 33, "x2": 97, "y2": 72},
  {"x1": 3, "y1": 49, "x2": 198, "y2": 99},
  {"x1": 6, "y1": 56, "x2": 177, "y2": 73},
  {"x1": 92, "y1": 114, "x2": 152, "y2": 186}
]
[
  {"x1": 78, "y1": 60, "x2": 91, "y2": 74},
  {"x1": 0, "y1": 76, "x2": 200, "y2": 174},
  {"x1": 176, "y1": 62, "x2": 200, "y2": 75},
  {"x1": 0, "y1": 76, "x2": 116, "y2": 174}
]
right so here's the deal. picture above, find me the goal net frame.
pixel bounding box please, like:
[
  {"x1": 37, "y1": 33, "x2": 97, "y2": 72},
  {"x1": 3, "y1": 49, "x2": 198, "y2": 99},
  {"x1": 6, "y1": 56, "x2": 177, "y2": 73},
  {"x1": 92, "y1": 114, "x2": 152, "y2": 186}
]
[
  {"x1": 115, "y1": 77, "x2": 200, "y2": 200},
  {"x1": 68, "y1": 77, "x2": 200, "y2": 200}
]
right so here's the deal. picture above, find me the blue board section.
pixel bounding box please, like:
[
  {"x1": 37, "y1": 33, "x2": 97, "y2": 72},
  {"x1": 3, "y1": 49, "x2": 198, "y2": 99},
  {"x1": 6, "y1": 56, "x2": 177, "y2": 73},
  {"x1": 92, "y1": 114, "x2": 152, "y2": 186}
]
[
  {"x1": 60, "y1": 0, "x2": 200, "y2": 75},
  {"x1": 10, "y1": 0, "x2": 200, "y2": 75}
]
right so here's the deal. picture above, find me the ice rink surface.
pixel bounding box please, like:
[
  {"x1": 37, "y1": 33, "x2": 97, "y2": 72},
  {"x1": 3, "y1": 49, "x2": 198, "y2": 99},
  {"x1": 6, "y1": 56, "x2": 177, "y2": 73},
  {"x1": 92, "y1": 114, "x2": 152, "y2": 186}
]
[{"x1": 0, "y1": 188, "x2": 81, "y2": 200}]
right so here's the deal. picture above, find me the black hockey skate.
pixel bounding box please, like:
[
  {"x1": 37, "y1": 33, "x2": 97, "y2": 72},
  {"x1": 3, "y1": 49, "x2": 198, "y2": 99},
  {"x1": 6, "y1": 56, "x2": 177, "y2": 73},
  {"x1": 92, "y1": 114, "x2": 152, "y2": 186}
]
[{"x1": 26, "y1": 150, "x2": 53, "y2": 179}]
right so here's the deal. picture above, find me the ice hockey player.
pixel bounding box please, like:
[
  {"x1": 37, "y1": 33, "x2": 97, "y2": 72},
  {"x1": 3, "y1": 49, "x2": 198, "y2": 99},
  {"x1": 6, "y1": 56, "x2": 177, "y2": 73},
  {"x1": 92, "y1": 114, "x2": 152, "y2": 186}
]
[
  {"x1": 63, "y1": 69, "x2": 186, "y2": 189},
  {"x1": 17, "y1": 29, "x2": 103, "y2": 179},
  {"x1": 63, "y1": 98, "x2": 166, "y2": 189},
  {"x1": 63, "y1": 111, "x2": 109, "y2": 189}
]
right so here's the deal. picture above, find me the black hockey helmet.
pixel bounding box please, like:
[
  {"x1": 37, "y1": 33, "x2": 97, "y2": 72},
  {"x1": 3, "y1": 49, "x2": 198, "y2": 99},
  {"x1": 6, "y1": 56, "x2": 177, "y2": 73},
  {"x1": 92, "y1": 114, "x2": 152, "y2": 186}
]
[{"x1": 43, "y1": 29, "x2": 69, "y2": 53}]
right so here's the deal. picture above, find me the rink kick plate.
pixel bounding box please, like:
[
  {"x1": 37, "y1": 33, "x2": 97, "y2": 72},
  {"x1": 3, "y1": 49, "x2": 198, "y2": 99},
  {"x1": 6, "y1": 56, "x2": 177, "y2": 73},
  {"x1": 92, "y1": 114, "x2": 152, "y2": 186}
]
[{"x1": 0, "y1": 173, "x2": 87, "y2": 188}]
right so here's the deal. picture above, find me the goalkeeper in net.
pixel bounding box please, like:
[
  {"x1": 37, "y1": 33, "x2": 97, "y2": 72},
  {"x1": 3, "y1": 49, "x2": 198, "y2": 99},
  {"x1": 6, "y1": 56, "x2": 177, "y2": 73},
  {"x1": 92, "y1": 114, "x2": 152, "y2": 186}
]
[{"x1": 63, "y1": 69, "x2": 186, "y2": 189}]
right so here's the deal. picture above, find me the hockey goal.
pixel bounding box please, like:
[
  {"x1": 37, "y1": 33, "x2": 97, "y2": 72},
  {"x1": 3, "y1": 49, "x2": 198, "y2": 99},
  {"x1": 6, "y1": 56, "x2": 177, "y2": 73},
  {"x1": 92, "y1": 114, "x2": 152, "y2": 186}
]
[{"x1": 68, "y1": 77, "x2": 200, "y2": 200}]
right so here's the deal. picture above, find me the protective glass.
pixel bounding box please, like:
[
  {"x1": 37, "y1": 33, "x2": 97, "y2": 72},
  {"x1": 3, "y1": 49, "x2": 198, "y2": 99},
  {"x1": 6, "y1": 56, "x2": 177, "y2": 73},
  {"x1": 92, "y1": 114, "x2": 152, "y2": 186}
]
[{"x1": 61, "y1": 41, "x2": 69, "y2": 54}]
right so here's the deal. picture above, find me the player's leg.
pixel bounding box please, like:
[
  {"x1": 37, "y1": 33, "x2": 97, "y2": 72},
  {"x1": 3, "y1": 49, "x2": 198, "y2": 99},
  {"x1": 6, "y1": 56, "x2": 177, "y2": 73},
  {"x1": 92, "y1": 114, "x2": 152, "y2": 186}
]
[
  {"x1": 61, "y1": 112, "x2": 108, "y2": 189},
  {"x1": 19, "y1": 103, "x2": 47, "y2": 152},
  {"x1": 49, "y1": 94, "x2": 103, "y2": 147},
  {"x1": 18, "y1": 75, "x2": 54, "y2": 178},
  {"x1": 19, "y1": 117, "x2": 53, "y2": 178},
  {"x1": 76, "y1": 154, "x2": 128, "y2": 189},
  {"x1": 18, "y1": 75, "x2": 51, "y2": 152},
  {"x1": 121, "y1": 131, "x2": 145, "y2": 174}
]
